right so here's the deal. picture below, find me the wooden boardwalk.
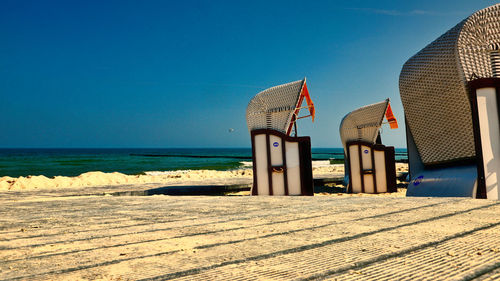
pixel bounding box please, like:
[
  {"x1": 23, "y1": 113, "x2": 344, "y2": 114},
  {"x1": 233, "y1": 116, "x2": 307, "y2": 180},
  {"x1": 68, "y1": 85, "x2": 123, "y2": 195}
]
[{"x1": 0, "y1": 188, "x2": 499, "y2": 280}]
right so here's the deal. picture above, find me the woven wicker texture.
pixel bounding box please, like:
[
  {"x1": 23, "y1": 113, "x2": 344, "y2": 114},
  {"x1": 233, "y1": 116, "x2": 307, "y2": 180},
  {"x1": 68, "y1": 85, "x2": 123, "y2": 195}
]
[
  {"x1": 339, "y1": 99, "x2": 389, "y2": 149},
  {"x1": 400, "y1": 4, "x2": 500, "y2": 165},
  {"x1": 246, "y1": 79, "x2": 304, "y2": 133}
]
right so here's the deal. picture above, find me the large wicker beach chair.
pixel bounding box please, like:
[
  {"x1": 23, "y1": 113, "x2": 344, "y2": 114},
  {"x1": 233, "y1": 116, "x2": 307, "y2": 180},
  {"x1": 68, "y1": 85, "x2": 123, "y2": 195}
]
[
  {"x1": 400, "y1": 4, "x2": 500, "y2": 199},
  {"x1": 246, "y1": 78, "x2": 315, "y2": 196},
  {"x1": 339, "y1": 99, "x2": 398, "y2": 193}
]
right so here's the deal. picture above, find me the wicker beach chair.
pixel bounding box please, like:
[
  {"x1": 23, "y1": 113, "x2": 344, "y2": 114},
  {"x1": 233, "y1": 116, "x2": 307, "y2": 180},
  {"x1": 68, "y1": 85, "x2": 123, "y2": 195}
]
[
  {"x1": 246, "y1": 78, "x2": 315, "y2": 196},
  {"x1": 400, "y1": 4, "x2": 500, "y2": 199},
  {"x1": 339, "y1": 99, "x2": 398, "y2": 194}
]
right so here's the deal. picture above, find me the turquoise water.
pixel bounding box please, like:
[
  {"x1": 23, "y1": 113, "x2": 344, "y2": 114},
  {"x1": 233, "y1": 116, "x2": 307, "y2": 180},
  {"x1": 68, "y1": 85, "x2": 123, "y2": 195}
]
[{"x1": 0, "y1": 148, "x2": 407, "y2": 177}]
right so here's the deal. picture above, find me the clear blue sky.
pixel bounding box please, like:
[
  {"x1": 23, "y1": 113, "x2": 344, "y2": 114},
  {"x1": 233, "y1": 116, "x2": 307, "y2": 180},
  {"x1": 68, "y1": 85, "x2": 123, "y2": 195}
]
[{"x1": 1, "y1": 0, "x2": 497, "y2": 148}]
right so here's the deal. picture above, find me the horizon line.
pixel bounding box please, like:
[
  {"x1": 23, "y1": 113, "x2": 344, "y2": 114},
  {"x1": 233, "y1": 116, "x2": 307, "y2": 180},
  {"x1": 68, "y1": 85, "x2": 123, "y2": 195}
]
[{"x1": 0, "y1": 146, "x2": 408, "y2": 150}]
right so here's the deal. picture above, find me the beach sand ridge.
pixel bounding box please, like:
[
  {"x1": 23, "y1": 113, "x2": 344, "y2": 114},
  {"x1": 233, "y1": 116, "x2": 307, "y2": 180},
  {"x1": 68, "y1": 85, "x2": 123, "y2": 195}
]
[{"x1": 0, "y1": 163, "x2": 408, "y2": 192}]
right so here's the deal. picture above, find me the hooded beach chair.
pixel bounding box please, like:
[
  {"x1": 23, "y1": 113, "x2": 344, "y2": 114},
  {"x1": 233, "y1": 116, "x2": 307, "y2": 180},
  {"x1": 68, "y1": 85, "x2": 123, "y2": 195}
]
[
  {"x1": 400, "y1": 4, "x2": 500, "y2": 199},
  {"x1": 339, "y1": 99, "x2": 399, "y2": 193},
  {"x1": 246, "y1": 78, "x2": 315, "y2": 195}
]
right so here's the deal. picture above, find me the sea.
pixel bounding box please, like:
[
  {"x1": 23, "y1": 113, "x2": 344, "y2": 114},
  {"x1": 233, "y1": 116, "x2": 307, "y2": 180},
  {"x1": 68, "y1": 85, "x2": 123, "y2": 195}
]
[{"x1": 0, "y1": 148, "x2": 408, "y2": 178}]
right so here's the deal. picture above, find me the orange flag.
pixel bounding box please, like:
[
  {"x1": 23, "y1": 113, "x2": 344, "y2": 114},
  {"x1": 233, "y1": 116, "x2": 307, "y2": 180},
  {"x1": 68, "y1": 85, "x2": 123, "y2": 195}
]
[
  {"x1": 302, "y1": 83, "x2": 315, "y2": 122},
  {"x1": 385, "y1": 103, "x2": 398, "y2": 129}
]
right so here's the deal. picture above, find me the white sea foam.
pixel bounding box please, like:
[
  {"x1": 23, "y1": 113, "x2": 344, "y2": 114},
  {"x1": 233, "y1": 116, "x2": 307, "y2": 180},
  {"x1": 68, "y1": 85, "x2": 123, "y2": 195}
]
[
  {"x1": 144, "y1": 170, "x2": 193, "y2": 176},
  {"x1": 146, "y1": 160, "x2": 340, "y2": 176},
  {"x1": 240, "y1": 161, "x2": 253, "y2": 167}
]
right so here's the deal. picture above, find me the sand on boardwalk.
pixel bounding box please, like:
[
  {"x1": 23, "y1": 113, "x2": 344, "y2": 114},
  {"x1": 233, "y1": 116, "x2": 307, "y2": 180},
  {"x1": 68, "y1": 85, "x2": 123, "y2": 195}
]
[
  {"x1": 0, "y1": 163, "x2": 408, "y2": 192},
  {"x1": 1, "y1": 195, "x2": 498, "y2": 281}
]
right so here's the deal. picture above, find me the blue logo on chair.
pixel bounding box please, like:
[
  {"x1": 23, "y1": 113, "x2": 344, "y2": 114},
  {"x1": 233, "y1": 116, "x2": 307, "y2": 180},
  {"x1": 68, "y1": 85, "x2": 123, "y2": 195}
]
[
  {"x1": 413, "y1": 175, "x2": 424, "y2": 186},
  {"x1": 363, "y1": 149, "x2": 369, "y2": 154},
  {"x1": 273, "y1": 142, "x2": 279, "y2": 147}
]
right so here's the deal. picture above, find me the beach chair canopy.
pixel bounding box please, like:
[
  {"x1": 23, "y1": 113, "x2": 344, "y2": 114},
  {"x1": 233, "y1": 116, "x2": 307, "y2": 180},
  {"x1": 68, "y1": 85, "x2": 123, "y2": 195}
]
[
  {"x1": 246, "y1": 78, "x2": 315, "y2": 135},
  {"x1": 339, "y1": 99, "x2": 398, "y2": 149},
  {"x1": 400, "y1": 4, "x2": 500, "y2": 165}
]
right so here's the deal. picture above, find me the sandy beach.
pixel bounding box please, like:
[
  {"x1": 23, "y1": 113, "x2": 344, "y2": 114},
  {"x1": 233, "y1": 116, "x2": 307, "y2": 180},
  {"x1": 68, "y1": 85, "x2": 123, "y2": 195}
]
[{"x1": 0, "y1": 163, "x2": 408, "y2": 192}]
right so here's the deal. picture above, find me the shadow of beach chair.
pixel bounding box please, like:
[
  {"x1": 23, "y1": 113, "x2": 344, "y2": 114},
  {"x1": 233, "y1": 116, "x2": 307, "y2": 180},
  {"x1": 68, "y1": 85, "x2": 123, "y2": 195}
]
[
  {"x1": 246, "y1": 78, "x2": 315, "y2": 195},
  {"x1": 400, "y1": 4, "x2": 500, "y2": 199},
  {"x1": 339, "y1": 99, "x2": 399, "y2": 194}
]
